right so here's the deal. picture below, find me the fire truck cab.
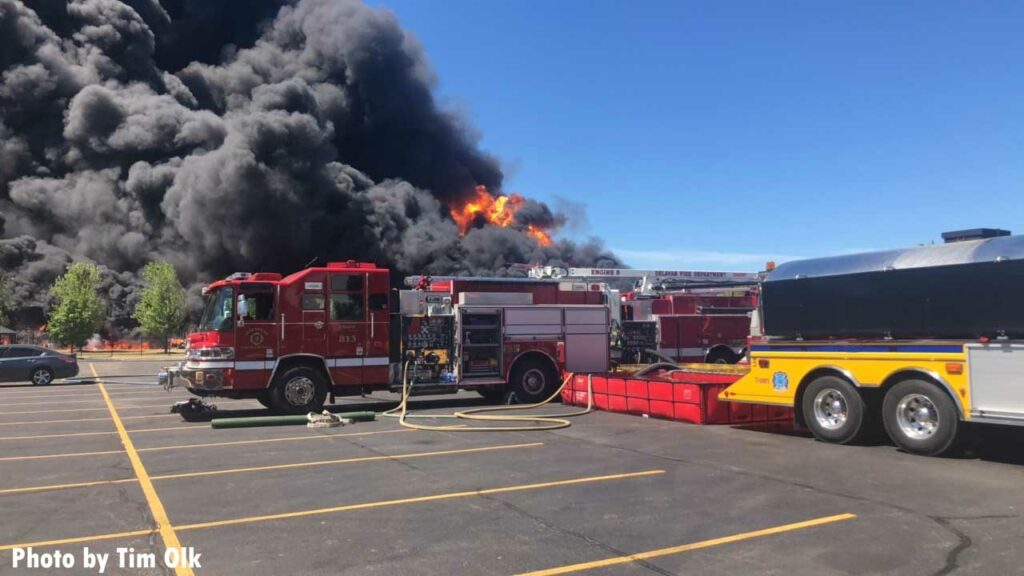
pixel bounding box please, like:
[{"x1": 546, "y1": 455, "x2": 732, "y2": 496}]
[{"x1": 160, "y1": 262, "x2": 611, "y2": 414}]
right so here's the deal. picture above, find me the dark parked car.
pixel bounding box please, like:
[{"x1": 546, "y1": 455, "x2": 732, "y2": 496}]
[{"x1": 0, "y1": 345, "x2": 79, "y2": 385}]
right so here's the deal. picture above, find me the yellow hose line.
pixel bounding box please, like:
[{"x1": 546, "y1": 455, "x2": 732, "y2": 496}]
[{"x1": 382, "y1": 363, "x2": 593, "y2": 432}]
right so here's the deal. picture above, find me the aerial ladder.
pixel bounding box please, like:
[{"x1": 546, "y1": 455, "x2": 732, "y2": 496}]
[{"x1": 525, "y1": 266, "x2": 761, "y2": 296}]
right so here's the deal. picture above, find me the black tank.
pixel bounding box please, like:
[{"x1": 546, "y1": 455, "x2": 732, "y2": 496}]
[{"x1": 762, "y1": 235, "x2": 1024, "y2": 340}]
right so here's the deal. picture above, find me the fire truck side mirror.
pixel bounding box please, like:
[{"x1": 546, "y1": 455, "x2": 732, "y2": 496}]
[{"x1": 237, "y1": 295, "x2": 249, "y2": 319}]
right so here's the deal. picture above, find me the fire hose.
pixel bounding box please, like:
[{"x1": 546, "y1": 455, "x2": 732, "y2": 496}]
[{"x1": 381, "y1": 362, "x2": 594, "y2": 432}]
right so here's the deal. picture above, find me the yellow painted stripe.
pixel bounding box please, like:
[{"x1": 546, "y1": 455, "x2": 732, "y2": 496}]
[
  {"x1": 152, "y1": 442, "x2": 543, "y2": 481},
  {"x1": 0, "y1": 469, "x2": 663, "y2": 550},
  {"x1": 0, "y1": 389, "x2": 165, "y2": 401},
  {"x1": 0, "y1": 413, "x2": 178, "y2": 427},
  {"x1": 0, "y1": 529, "x2": 155, "y2": 552},
  {"x1": 0, "y1": 449, "x2": 124, "y2": 462},
  {"x1": 515, "y1": 513, "x2": 858, "y2": 576},
  {"x1": 176, "y1": 469, "x2": 666, "y2": 532},
  {"x1": 0, "y1": 393, "x2": 165, "y2": 407},
  {"x1": 94, "y1": 365, "x2": 193, "y2": 576},
  {"x1": 0, "y1": 443, "x2": 543, "y2": 496},
  {"x1": 0, "y1": 403, "x2": 170, "y2": 415},
  {"x1": 0, "y1": 478, "x2": 136, "y2": 495},
  {"x1": 136, "y1": 428, "x2": 412, "y2": 452},
  {"x1": 0, "y1": 430, "x2": 113, "y2": 440}
]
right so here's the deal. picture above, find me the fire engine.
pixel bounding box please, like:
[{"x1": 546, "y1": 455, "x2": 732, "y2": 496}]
[
  {"x1": 722, "y1": 229, "x2": 1024, "y2": 456},
  {"x1": 159, "y1": 262, "x2": 612, "y2": 414},
  {"x1": 528, "y1": 266, "x2": 760, "y2": 365}
]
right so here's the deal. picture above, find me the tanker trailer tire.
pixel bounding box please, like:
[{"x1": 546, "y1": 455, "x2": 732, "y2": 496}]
[
  {"x1": 882, "y1": 379, "x2": 960, "y2": 457},
  {"x1": 510, "y1": 357, "x2": 558, "y2": 404},
  {"x1": 801, "y1": 376, "x2": 870, "y2": 445},
  {"x1": 268, "y1": 366, "x2": 327, "y2": 415}
]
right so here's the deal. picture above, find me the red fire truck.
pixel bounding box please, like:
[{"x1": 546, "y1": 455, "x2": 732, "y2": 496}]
[
  {"x1": 159, "y1": 262, "x2": 612, "y2": 414},
  {"x1": 528, "y1": 266, "x2": 759, "y2": 365}
]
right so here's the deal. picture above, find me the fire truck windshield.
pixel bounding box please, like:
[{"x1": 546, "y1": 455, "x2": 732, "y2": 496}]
[{"x1": 198, "y1": 287, "x2": 235, "y2": 332}]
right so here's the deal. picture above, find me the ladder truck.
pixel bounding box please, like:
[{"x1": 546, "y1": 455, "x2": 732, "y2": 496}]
[{"x1": 528, "y1": 266, "x2": 761, "y2": 365}]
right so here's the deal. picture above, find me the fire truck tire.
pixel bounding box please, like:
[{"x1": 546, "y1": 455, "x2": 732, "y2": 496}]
[
  {"x1": 882, "y1": 379, "x2": 960, "y2": 457},
  {"x1": 705, "y1": 348, "x2": 738, "y2": 365},
  {"x1": 268, "y1": 366, "x2": 327, "y2": 415},
  {"x1": 477, "y1": 387, "x2": 506, "y2": 403},
  {"x1": 801, "y1": 376, "x2": 870, "y2": 445},
  {"x1": 509, "y1": 358, "x2": 558, "y2": 404},
  {"x1": 256, "y1": 392, "x2": 273, "y2": 410}
]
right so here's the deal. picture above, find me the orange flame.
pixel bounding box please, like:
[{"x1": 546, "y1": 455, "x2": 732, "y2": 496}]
[{"x1": 449, "y1": 185, "x2": 553, "y2": 246}]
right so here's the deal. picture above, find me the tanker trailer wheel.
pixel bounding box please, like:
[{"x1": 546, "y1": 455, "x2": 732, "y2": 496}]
[
  {"x1": 802, "y1": 375, "x2": 870, "y2": 444},
  {"x1": 882, "y1": 379, "x2": 960, "y2": 456},
  {"x1": 510, "y1": 357, "x2": 558, "y2": 404},
  {"x1": 268, "y1": 365, "x2": 327, "y2": 415}
]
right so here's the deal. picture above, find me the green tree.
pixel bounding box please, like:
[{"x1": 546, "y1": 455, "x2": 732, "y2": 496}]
[
  {"x1": 133, "y1": 261, "x2": 187, "y2": 353},
  {"x1": 48, "y1": 263, "x2": 105, "y2": 352}
]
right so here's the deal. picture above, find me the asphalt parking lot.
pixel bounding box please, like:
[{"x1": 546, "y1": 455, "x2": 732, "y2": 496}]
[{"x1": 2, "y1": 360, "x2": 1024, "y2": 575}]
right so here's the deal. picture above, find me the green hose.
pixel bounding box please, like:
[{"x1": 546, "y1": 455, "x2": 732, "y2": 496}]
[{"x1": 211, "y1": 411, "x2": 376, "y2": 429}]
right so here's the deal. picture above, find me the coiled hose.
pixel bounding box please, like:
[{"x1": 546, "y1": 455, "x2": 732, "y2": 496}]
[{"x1": 381, "y1": 362, "x2": 594, "y2": 432}]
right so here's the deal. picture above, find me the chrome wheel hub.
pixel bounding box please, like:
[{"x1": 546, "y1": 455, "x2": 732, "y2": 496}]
[
  {"x1": 32, "y1": 370, "x2": 52, "y2": 385},
  {"x1": 813, "y1": 388, "x2": 849, "y2": 430},
  {"x1": 896, "y1": 394, "x2": 939, "y2": 439},
  {"x1": 284, "y1": 376, "x2": 315, "y2": 406},
  {"x1": 522, "y1": 369, "x2": 546, "y2": 395}
]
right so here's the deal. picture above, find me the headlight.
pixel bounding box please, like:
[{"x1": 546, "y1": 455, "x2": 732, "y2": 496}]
[{"x1": 187, "y1": 347, "x2": 235, "y2": 360}]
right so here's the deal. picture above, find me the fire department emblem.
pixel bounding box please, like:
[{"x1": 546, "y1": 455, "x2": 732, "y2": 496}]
[
  {"x1": 248, "y1": 329, "x2": 267, "y2": 346},
  {"x1": 772, "y1": 371, "x2": 789, "y2": 392}
]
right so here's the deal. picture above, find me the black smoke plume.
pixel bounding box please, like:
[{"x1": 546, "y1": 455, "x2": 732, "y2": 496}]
[{"x1": 0, "y1": 0, "x2": 619, "y2": 333}]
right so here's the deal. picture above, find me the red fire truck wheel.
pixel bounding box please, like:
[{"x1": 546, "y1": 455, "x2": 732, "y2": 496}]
[
  {"x1": 256, "y1": 391, "x2": 273, "y2": 410},
  {"x1": 268, "y1": 365, "x2": 328, "y2": 414},
  {"x1": 510, "y1": 357, "x2": 558, "y2": 404}
]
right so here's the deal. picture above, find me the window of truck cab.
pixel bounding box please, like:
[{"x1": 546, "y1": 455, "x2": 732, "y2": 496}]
[
  {"x1": 239, "y1": 282, "x2": 275, "y2": 322},
  {"x1": 198, "y1": 286, "x2": 235, "y2": 332},
  {"x1": 330, "y1": 274, "x2": 364, "y2": 321}
]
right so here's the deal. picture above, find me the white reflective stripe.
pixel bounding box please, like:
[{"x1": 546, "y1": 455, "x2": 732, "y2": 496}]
[
  {"x1": 235, "y1": 360, "x2": 275, "y2": 371},
  {"x1": 322, "y1": 357, "x2": 389, "y2": 368},
  {"x1": 656, "y1": 348, "x2": 706, "y2": 358},
  {"x1": 186, "y1": 361, "x2": 234, "y2": 369}
]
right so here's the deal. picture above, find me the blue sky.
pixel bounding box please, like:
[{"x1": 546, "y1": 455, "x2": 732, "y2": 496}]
[{"x1": 375, "y1": 0, "x2": 1024, "y2": 271}]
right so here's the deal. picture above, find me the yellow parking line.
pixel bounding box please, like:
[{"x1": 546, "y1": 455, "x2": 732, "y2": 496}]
[
  {"x1": 0, "y1": 443, "x2": 543, "y2": 496},
  {"x1": 136, "y1": 428, "x2": 412, "y2": 452},
  {"x1": 0, "y1": 469, "x2": 664, "y2": 550},
  {"x1": 0, "y1": 422, "x2": 404, "y2": 443},
  {"x1": 0, "y1": 403, "x2": 170, "y2": 415},
  {"x1": 0, "y1": 389, "x2": 165, "y2": 401},
  {"x1": 515, "y1": 513, "x2": 858, "y2": 576},
  {"x1": 94, "y1": 365, "x2": 193, "y2": 576},
  {"x1": 175, "y1": 469, "x2": 666, "y2": 532},
  {"x1": 0, "y1": 478, "x2": 136, "y2": 495},
  {"x1": 0, "y1": 398, "x2": 128, "y2": 407},
  {"x1": 153, "y1": 442, "x2": 543, "y2": 480},
  {"x1": 0, "y1": 413, "x2": 178, "y2": 428},
  {"x1": 0, "y1": 529, "x2": 155, "y2": 552},
  {"x1": 0, "y1": 430, "x2": 115, "y2": 441},
  {"x1": 0, "y1": 449, "x2": 124, "y2": 462}
]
